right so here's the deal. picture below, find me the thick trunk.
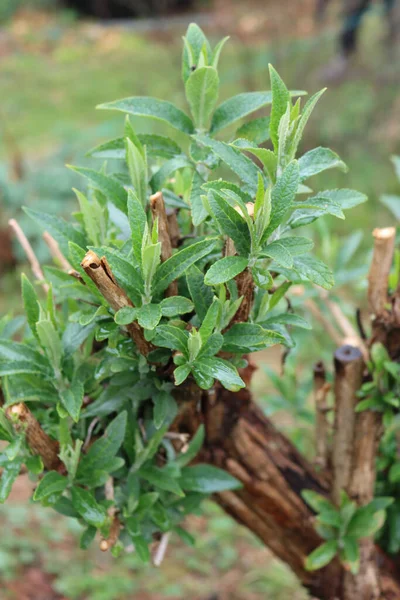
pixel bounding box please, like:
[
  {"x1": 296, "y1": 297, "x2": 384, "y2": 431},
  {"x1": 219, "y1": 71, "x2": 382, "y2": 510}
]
[{"x1": 175, "y1": 374, "x2": 400, "y2": 600}]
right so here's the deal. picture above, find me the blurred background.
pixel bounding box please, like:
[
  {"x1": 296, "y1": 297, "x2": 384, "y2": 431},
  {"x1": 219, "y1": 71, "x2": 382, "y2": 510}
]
[{"x1": 0, "y1": 0, "x2": 399, "y2": 598}]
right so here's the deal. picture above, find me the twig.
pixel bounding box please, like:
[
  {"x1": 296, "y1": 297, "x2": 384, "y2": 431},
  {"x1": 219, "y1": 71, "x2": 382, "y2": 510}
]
[
  {"x1": 100, "y1": 477, "x2": 120, "y2": 552},
  {"x1": 320, "y1": 292, "x2": 368, "y2": 359},
  {"x1": 150, "y1": 191, "x2": 177, "y2": 296},
  {"x1": 8, "y1": 219, "x2": 49, "y2": 293},
  {"x1": 83, "y1": 417, "x2": 99, "y2": 451},
  {"x1": 42, "y1": 231, "x2": 72, "y2": 272},
  {"x1": 368, "y1": 227, "x2": 396, "y2": 317},
  {"x1": 313, "y1": 362, "x2": 331, "y2": 470},
  {"x1": 332, "y1": 345, "x2": 364, "y2": 505},
  {"x1": 152, "y1": 532, "x2": 170, "y2": 567},
  {"x1": 81, "y1": 250, "x2": 153, "y2": 356},
  {"x1": 304, "y1": 298, "x2": 343, "y2": 346},
  {"x1": 6, "y1": 403, "x2": 63, "y2": 472}
]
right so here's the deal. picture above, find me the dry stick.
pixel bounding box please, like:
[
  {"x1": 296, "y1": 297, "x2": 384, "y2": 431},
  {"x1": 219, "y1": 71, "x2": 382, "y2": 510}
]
[
  {"x1": 166, "y1": 209, "x2": 180, "y2": 248},
  {"x1": 313, "y1": 362, "x2": 331, "y2": 470},
  {"x1": 42, "y1": 231, "x2": 72, "y2": 272},
  {"x1": 150, "y1": 191, "x2": 178, "y2": 296},
  {"x1": 100, "y1": 477, "x2": 121, "y2": 552},
  {"x1": 152, "y1": 532, "x2": 171, "y2": 567},
  {"x1": 331, "y1": 344, "x2": 364, "y2": 506},
  {"x1": 8, "y1": 219, "x2": 49, "y2": 293},
  {"x1": 304, "y1": 297, "x2": 343, "y2": 346},
  {"x1": 6, "y1": 403, "x2": 62, "y2": 472},
  {"x1": 81, "y1": 250, "x2": 153, "y2": 356},
  {"x1": 368, "y1": 227, "x2": 396, "y2": 317}
]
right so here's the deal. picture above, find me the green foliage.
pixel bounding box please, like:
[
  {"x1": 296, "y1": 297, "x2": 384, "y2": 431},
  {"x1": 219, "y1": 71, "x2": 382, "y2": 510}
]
[
  {"x1": 0, "y1": 24, "x2": 364, "y2": 560},
  {"x1": 303, "y1": 490, "x2": 392, "y2": 574}
]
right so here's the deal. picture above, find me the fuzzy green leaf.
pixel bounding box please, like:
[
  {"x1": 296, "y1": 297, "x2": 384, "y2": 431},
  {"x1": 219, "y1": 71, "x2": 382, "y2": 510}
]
[
  {"x1": 97, "y1": 97, "x2": 194, "y2": 134},
  {"x1": 153, "y1": 239, "x2": 216, "y2": 296},
  {"x1": 153, "y1": 325, "x2": 189, "y2": 355},
  {"x1": 293, "y1": 255, "x2": 334, "y2": 290},
  {"x1": 160, "y1": 296, "x2": 194, "y2": 317},
  {"x1": 208, "y1": 190, "x2": 251, "y2": 256},
  {"x1": 34, "y1": 471, "x2": 68, "y2": 501},
  {"x1": 69, "y1": 166, "x2": 127, "y2": 214},
  {"x1": 298, "y1": 147, "x2": 347, "y2": 181},
  {"x1": 137, "y1": 304, "x2": 162, "y2": 330},
  {"x1": 21, "y1": 274, "x2": 40, "y2": 339},
  {"x1": 186, "y1": 66, "x2": 219, "y2": 130},
  {"x1": 222, "y1": 323, "x2": 284, "y2": 353},
  {"x1": 71, "y1": 486, "x2": 107, "y2": 527},
  {"x1": 195, "y1": 357, "x2": 244, "y2": 391},
  {"x1": 60, "y1": 379, "x2": 84, "y2": 422},
  {"x1": 180, "y1": 464, "x2": 242, "y2": 493},
  {"x1": 205, "y1": 256, "x2": 248, "y2": 285},
  {"x1": 305, "y1": 541, "x2": 338, "y2": 571}
]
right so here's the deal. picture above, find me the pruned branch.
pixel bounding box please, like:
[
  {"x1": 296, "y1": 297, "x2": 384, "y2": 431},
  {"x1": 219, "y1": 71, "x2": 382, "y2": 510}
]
[
  {"x1": 332, "y1": 345, "x2": 364, "y2": 505},
  {"x1": 368, "y1": 227, "x2": 396, "y2": 317},
  {"x1": 42, "y1": 231, "x2": 72, "y2": 272},
  {"x1": 6, "y1": 403, "x2": 63, "y2": 472},
  {"x1": 81, "y1": 250, "x2": 153, "y2": 356},
  {"x1": 100, "y1": 477, "x2": 121, "y2": 552},
  {"x1": 150, "y1": 191, "x2": 178, "y2": 296},
  {"x1": 313, "y1": 361, "x2": 331, "y2": 470},
  {"x1": 8, "y1": 219, "x2": 49, "y2": 293}
]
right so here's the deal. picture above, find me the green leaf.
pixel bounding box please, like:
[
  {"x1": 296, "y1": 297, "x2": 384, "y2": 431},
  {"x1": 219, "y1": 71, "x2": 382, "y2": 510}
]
[
  {"x1": 208, "y1": 190, "x2": 251, "y2": 256},
  {"x1": 318, "y1": 189, "x2": 367, "y2": 210},
  {"x1": 196, "y1": 357, "x2": 244, "y2": 391},
  {"x1": 236, "y1": 116, "x2": 270, "y2": 145},
  {"x1": 174, "y1": 364, "x2": 191, "y2": 385},
  {"x1": 298, "y1": 147, "x2": 347, "y2": 181},
  {"x1": 88, "y1": 134, "x2": 181, "y2": 160},
  {"x1": 205, "y1": 256, "x2": 248, "y2": 285},
  {"x1": 186, "y1": 265, "x2": 214, "y2": 321},
  {"x1": 80, "y1": 526, "x2": 97, "y2": 550},
  {"x1": 293, "y1": 255, "x2": 334, "y2": 290},
  {"x1": 0, "y1": 340, "x2": 52, "y2": 378},
  {"x1": 71, "y1": 486, "x2": 107, "y2": 527},
  {"x1": 36, "y1": 320, "x2": 63, "y2": 372},
  {"x1": 211, "y1": 35, "x2": 230, "y2": 69},
  {"x1": 152, "y1": 239, "x2": 216, "y2": 296},
  {"x1": 199, "y1": 299, "x2": 220, "y2": 342},
  {"x1": 180, "y1": 464, "x2": 242, "y2": 493},
  {"x1": 126, "y1": 138, "x2": 147, "y2": 207},
  {"x1": 347, "y1": 508, "x2": 386, "y2": 539},
  {"x1": 292, "y1": 195, "x2": 345, "y2": 220},
  {"x1": 153, "y1": 390, "x2": 178, "y2": 429},
  {"x1": 262, "y1": 313, "x2": 311, "y2": 330},
  {"x1": 140, "y1": 465, "x2": 184, "y2": 496},
  {"x1": 222, "y1": 323, "x2": 284, "y2": 353},
  {"x1": 341, "y1": 537, "x2": 360, "y2": 574},
  {"x1": 59, "y1": 379, "x2": 84, "y2": 422},
  {"x1": 160, "y1": 296, "x2": 194, "y2": 317},
  {"x1": 190, "y1": 170, "x2": 208, "y2": 226},
  {"x1": 127, "y1": 189, "x2": 147, "y2": 267},
  {"x1": 194, "y1": 135, "x2": 261, "y2": 193},
  {"x1": 262, "y1": 160, "x2": 300, "y2": 241},
  {"x1": 73, "y1": 188, "x2": 102, "y2": 246},
  {"x1": 269, "y1": 236, "x2": 314, "y2": 256},
  {"x1": 97, "y1": 96, "x2": 194, "y2": 135},
  {"x1": 261, "y1": 241, "x2": 293, "y2": 268},
  {"x1": 182, "y1": 23, "x2": 212, "y2": 83},
  {"x1": 211, "y1": 91, "x2": 273, "y2": 134},
  {"x1": 131, "y1": 534, "x2": 151, "y2": 563},
  {"x1": 0, "y1": 409, "x2": 14, "y2": 442},
  {"x1": 301, "y1": 490, "x2": 337, "y2": 515},
  {"x1": 290, "y1": 89, "x2": 326, "y2": 159},
  {"x1": 21, "y1": 274, "x2": 40, "y2": 339},
  {"x1": 0, "y1": 460, "x2": 22, "y2": 503},
  {"x1": 175, "y1": 425, "x2": 205, "y2": 467},
  {"x1": 153, "y1": 325, "x2": 189, "y2": 355},
  {"x1": 79, "y1": 412, "x2": 127, "y2": 473},
  {"x1": 34, "y1": 471, "x2": 68, "y2": 501},
  {"x1": 24, "y1": 208, "x2": 86, "y2": 258},
  {"x1": 389, "y1": 463, "x2": 400, "y2": 483},
  {"x1": 305, "y1": 541, "x2": 338, "y2": 571},
  {"x1": 150, "y1": 155, "x2": 193, "y2": 195},
  {"x1": 269, "y1": 65, "x2": 291, "y2": 151},
  {"x1": 69, "y1": 166, "x2": 128, "y2": 214},
  {"x1": 186, "y1": 66, "x2": 219, "y2": 130},
  {"x1": 137, "y1": 304, "x2": 162, "y2": 330}
]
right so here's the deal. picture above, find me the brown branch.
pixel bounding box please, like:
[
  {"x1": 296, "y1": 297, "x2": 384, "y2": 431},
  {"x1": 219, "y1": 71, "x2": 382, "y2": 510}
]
[
  {"x1": 150, "y1": 191, "x2": 178, "y2": 296},
  {"x1": 100, "y1": 477, "x2": 121, "y2": 552},
  {"x1": 42, "y1": 231, "x2": 72, "y2": 272},
  {"x1": 313, "y1": 361, "x2": 331, "y2": 470},
  {"x1": 166, "y1": 208, "x2": 180, "y2": 248},
  {"x1": 81, "y1": 250, "x2": 153, "y2": 356},
  {"x1": 6, "y1": 403, "x2": 63, "y2": 472},
  {"x1": 152, "y1": 532, "x2": 170, "y2": 566},
  {"x1": 231, "y1": 269, "x2": 254, "y2": 324},
  {"x1": 331, "y1": 345, "x2": 364, "y2": 505},
  {"x1": 368, "y1": 227, "x2": 396, "y2": 317},
  {"x1": 8, "y1": 219, "x2": 49, "y2": 293}
]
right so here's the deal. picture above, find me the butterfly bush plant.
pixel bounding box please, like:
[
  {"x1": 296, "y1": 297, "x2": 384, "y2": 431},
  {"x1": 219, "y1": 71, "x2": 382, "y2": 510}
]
[{"x1": 0, "y1": 24, "x2": 366, "y2": 559}]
